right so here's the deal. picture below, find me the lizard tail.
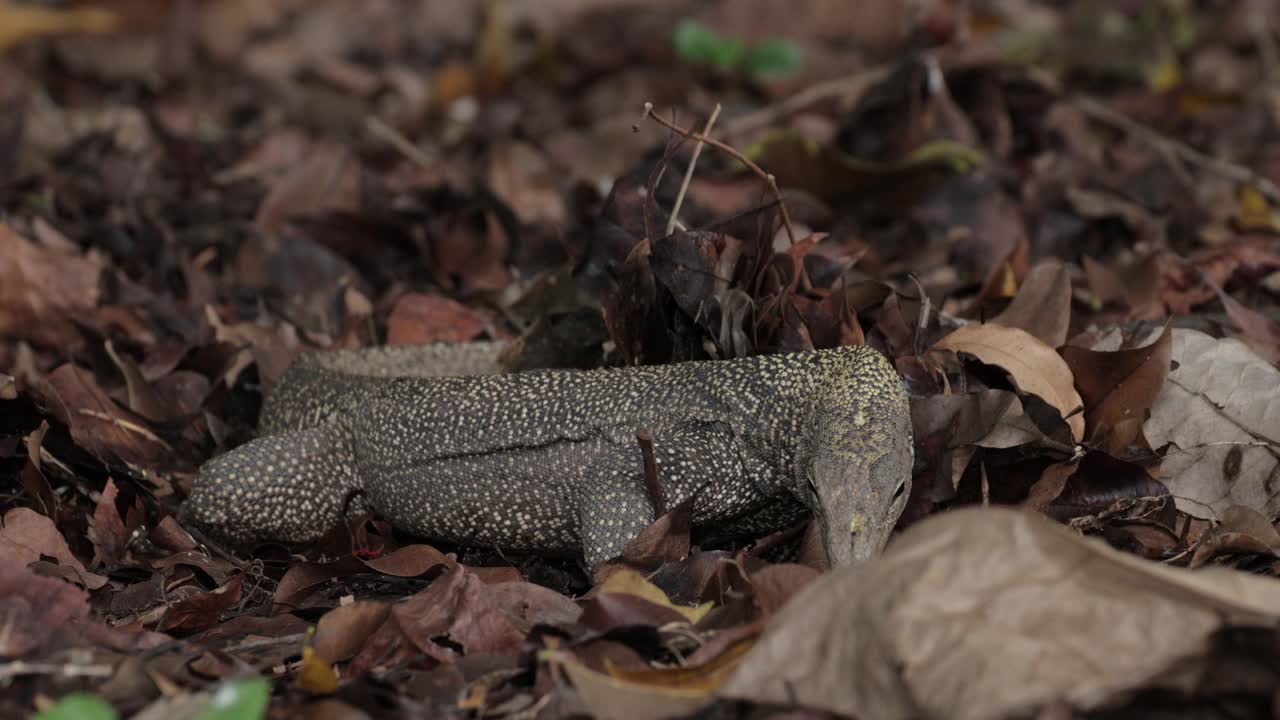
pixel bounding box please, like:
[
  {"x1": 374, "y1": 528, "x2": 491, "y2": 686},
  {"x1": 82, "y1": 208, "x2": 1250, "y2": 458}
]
[
  {"x1": 258, "y1": 341, "x2": 512, "y2": 435},
  {"x1": 180, "y1": 420, "x2": 364, "y2": 545}
]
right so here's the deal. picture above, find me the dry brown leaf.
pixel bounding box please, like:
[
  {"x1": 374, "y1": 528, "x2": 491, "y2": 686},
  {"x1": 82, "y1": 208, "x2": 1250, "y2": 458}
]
[
  {"x1": 0, "y1": 507, "x2": 107, "y2": 589},
  {"x1": 594, "y1": 569, "x2": 712, "y2": 624},
  {"x1": 991, "y1": 259, "x2": 1072, "y2": 348},
  {"x1": 0, "y1": 2, "x2": 119, "y2": 50},
  {"x1": 386, "y1": 293, "x2": 488, "y2": 346},
  {"x1": 544, "y1": 634, "x2": 755, "y2": 720},
  {"x1": 312, "y1": 601, "x2": 392, "y2": 663},
  {"x1": 721, "y1": 506, "x2": 1280, "y2": 720},
  {"x1": 487, "y1": 141, "x2": 565, "y2": 225},
  {"x1": 934, "y1": 323, "x2": 1085, "y2": 441},
  {"x1": 1061, "y1": 324, "x2": 1172, "y2": 455},
  {"x1": 0, "y1": 223, "x2": 102, "y2": 349},
  {"x1": 1144, "y1": 329, "x2": 1280, "y2": 520},
  {"x1": 1190, "y1": 505, "x2": 1280, "y2": 567}
]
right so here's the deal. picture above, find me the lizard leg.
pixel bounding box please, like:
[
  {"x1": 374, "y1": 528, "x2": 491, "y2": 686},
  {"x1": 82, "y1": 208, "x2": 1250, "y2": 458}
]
[
  {"x1": 577, "y1": 444, "x2": 660, "y2": 568},
  {"x1": 180, "y1": 421, "x2": 364, "y2": 545},
  {"x1": 577, "y1": 423, "x2": 746, "y2": 568}
]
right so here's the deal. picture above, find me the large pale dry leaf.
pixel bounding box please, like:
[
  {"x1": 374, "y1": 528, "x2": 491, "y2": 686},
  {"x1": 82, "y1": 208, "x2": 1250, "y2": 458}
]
[
  {"x1": 1144, "y1": 329, "x2": 1280, "y2": 519},
  {"x1": 935, "y1": 323, "x2": 1085, "y2": 441},
  {"x1": 991, "y1": 260, "x2": 1071, "y2": 348},
  {"x1": 720, "y1": 507, "x2": 1280, "y2": 720}
]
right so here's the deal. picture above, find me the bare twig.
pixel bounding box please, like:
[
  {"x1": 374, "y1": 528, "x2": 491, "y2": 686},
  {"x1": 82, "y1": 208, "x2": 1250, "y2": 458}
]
[
  {"x1": 722, "y1": 65, "x2": 891, "y2": 138},
  {"x1": 638, "y1": 102, "x2": 797, "y2": 245},
  {"x1": 0, "y1": 661, "x2": 114, "y2": 683},
  {"x1": 77, "y1": 408, "x2": 171, "y2": 448},
  {"x1": 365, "y1": 115, "x2": 435, "y2": 170},
  {"x1": 1074, "y1": 96, "x2": 1280, "y2": 204},
  {"x1": 667, "y1": 103, "x2": 722, "y2": 236},
  {"x1": 636, "y1": 428, "x2": 665, "y2": 517}
]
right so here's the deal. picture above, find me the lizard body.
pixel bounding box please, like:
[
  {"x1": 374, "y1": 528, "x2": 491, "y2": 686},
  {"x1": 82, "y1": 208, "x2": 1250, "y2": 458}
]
[{"x1": 181, "y1": 343, "x2": 913, "y2": 567}]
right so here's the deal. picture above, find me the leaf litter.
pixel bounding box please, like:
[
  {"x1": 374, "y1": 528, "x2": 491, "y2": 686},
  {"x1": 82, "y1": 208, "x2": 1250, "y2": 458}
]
[{"x1": 2, "y1": 1, "x2": 1280, "y2": 718}]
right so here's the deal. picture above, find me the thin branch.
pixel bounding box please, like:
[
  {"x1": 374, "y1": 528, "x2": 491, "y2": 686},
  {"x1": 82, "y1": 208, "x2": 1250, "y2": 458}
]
[
  {"x1": 1074, "y1": 96, "x2": 1280, "y2": 204},
  {"x1": 722, "y1": 65, "x2": 890, "y2": 138},
  {"x1": 365, "y1": 116, "x2": 435, "y2": 170},
  {"x1": 667, "y1": 103, "x2": 721, "y2": 236},
  {"x1": 638, "y1": 102, "x2": 797, "y2": 245},
  {"x1": 636, "y1": 428, "x2": 665, "y2": 517}
]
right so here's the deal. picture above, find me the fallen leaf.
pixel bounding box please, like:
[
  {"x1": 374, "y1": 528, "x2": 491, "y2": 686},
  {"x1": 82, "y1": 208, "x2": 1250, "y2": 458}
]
[
  {"x1": 386, "y1": 293, "x2": 488, "y2": 345},
  {"x1": 1144, "y1": 329, "x2": 1280, "y2": 520},
  {"x1": 0, "y1": 507, "x2": 106, "y2": 589},
  {"x1": 1061, "y1": 324, "x2": 1172, "y2": 454},
  {"x1": 312, "y1": 601, "x2": 392, "y2": 663},
  {"x1": 991, "y1": 260, "x2": 1072, "y2": 348},
  {"x1": 0, "y1": 2, "x2": 119, "y2": 50},
  {"x1": 721, "y1": 506, "x2": 1280, "y2": 719},
  {"x1": 0, "y1": 223, "x2": 102, "y2": 350},
  {"x1": 594, "y1": 569, "x2": 712, "y2": 624},
  {"x1": 297, "y1": 630, "x2": 340, "y2": 694},
  {"x1": 1191, "y1": 505, "x2": 1280, "y2": 568},
  {"x1": 1210, "y1": 280, "x2": 1280, "y2": 364},
  {"x1": 348, "y1": 565, "x2": 527, "y2": 672},
  {"x1": 156, "y1": 576, "x2": 243, "y2": 633},
  {"x1": 33, "y1": 364, "x2": 174, "y2": 471},
  {"x1": 934, "y1": 323, "x2": 1086, "y2": 441},
  {"x1": 86, "y1": 478, "x2": 128, "y2": 569},
  {"x1": 543, "y1": 634, "x2": 755, "y2": 720}
]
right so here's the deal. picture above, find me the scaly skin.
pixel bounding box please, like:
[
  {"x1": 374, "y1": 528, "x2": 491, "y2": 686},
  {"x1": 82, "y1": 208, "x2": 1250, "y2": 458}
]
[{"x1": 180, "y1": 343, "x2": 913, "y2": 567}]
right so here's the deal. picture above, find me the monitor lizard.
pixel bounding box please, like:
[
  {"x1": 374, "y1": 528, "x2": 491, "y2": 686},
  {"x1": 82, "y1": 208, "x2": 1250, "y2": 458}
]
[{"x1": 180, "y1": 342, "x2": 913, "y2": 568}]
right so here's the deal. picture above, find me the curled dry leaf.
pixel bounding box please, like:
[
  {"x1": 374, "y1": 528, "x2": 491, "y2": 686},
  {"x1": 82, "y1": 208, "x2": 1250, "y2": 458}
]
[
  {"x1": 312, "y1": 601, "x2": 392, "y2": 663},
  {"x1": 593, "y1": 569, "x2": 712, "y2": 624},
  {"x1": 545, "y1": 633, "x2": 756, "y2": 720},
  {"x1": 934, "y1": 323, "x2": 1085, "y2": 441},
  {"x1": 1190, "y1": 505, "x2": 1280, "y2": 568},
  {"x1": 1144, "y1": 329, "x2": 1280, "y2": 520},
  {"x1": 720, "y1": 507, "x2": 1280, "y2": 720}
]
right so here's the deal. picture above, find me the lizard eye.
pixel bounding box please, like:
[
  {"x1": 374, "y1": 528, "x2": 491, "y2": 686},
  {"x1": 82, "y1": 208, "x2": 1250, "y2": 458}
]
[
  {"x1": 891, "y1": 479, "x2": 909, "y2": 505},
  {"x1": 805, "y1": 470, "x2": 820, "y2": 503}
]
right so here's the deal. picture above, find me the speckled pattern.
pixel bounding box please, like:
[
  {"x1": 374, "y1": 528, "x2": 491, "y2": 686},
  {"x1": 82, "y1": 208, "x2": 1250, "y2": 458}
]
[{"x1": 181, "y1": 343, "x2": 913, "y2": 567}]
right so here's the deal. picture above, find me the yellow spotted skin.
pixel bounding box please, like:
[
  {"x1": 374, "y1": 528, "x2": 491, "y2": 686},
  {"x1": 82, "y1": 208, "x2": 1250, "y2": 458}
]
[{"x1": 180, "y1": 343, "x2": 913, "y2": 567}]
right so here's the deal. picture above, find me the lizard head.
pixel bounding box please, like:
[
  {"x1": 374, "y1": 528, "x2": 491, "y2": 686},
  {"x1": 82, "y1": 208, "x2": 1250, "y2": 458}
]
[{"x1": 801, "y1": 348, "x2": 914, "y2": 567}]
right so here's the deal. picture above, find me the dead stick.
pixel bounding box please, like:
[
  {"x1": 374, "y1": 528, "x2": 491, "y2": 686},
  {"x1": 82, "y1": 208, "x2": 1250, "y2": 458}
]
[
  {"x1": 636, "y1": 428, "x2": 666, "y2": 517},
  {"x1": 638, "y1": 102, "x2": 798, "y2": 245},
  {"x1": 667, "y1": 103, "x2": 722, "y2": 236},
  {"x1": 1075, "y1": 96, "x2": 1280, "y2": 204}
]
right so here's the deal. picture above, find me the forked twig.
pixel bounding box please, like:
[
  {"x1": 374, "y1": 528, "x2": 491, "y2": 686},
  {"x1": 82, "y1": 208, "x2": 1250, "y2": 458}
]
[
  {"x1": 1075, "y1": 96, "x2": 1280, "y2": 204},
  {"x1": 667, "y1": 103, "x2": 722, "y2": 236},
  {"x1": 637, "y1": 102, "x2": 797, "y2": 245}
]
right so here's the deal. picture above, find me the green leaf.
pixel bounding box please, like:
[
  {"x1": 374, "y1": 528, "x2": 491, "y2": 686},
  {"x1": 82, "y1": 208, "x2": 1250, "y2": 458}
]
[
  {"x1": 707, "y1": 37, "x2": 745, "y2": 71},
  {"x1": 35, "y1": 694, "x2": 118, "y2": 720},
  {"x1": 196, "y1": 677, "x2": 270, "y2": 720},
  {"x1": 745, "y1": 39, "x2": 803, "y2": 77},
  {"x1": 673, "y1": 19, "x2": 722, "y2": 64}
]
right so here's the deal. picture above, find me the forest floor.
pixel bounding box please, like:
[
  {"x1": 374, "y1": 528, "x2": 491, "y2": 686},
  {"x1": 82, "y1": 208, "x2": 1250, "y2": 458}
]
[{"x1": 3, "y1": 1, "x2": 1280, "y2": 718}]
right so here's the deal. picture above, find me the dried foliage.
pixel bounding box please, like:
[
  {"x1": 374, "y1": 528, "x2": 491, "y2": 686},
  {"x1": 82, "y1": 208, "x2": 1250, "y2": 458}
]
[{"x1": 2, "y1": 1, "x2": 1280, "y2": 718}]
